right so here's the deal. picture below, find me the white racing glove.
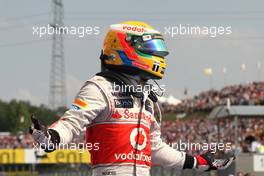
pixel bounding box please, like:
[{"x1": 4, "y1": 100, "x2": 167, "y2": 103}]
[
  {"x1": 29, "y1": 115, "x2": 60, "y2": 152},
  {"x1": 195, "y1": 151, "x2": 238, "y2": 172}
]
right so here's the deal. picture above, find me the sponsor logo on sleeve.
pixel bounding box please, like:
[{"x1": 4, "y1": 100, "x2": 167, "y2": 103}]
[
  {"x1": 72, "y1": 98, "x2": 88, "y2": 110},
  {"x1": 71, "y1": 104, "x2": 81, "y2": 110}
]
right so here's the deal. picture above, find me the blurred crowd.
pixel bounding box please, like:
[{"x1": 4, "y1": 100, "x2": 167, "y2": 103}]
[
  {"x1": 0, "y1": 132, "x2": 86, "y2": 149},
  {"x1": 161, "y1": 117, "x2": 264, "y2": 155},
  {"x1": 0, "y1": 133, "x2": 33, "y2": 149},
  {"x1": 1, "y1": 117, "x2": 263, "y2": 155},
  {"x1": 161, "y1": 82, "x2": 264, "y2": 113}
]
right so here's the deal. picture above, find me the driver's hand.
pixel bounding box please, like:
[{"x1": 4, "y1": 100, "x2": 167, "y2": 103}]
[
  {"x1": 195, "y1": 151, "x2": 236, "y2": 171},
  {"x1": 29, "y1": 115, "x2": 59, "y2": 152}
]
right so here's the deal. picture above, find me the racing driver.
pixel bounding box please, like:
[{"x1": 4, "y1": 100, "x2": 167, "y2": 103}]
[{"x1": 30, "y1": 21, "x2": 235, "y2": 176}]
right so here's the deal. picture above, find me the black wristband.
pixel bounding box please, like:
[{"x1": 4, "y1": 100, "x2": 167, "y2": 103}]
[
  {"x1": 48, "y1": 129, "x2": 60, "y2": 145},
  {"x1": 43, "y1": 129, "x2": 60, "y2": 153},
  {"x1": 183, "y1": 154, "x2": 195, "y2": 169}
]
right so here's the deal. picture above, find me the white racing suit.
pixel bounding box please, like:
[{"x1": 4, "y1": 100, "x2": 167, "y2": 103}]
[{"x1": 49, "y1": 75, "x2": 188, "y2": 176}]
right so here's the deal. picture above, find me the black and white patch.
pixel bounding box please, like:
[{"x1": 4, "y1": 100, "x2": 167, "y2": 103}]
[
  {"x1": 102, "y1": 170, "x2": 117, "y2": 175},
  {"x1": 145, "y1": 100, "x2": 153, "y2": 114},
  {"x1": 114, "y1": 98, "x2": 134, "y2": 108}
]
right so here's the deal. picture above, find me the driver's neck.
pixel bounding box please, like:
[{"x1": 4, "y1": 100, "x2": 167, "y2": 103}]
[{"x1": 122, "y1": 73, "x2": 146, "y2": 86}]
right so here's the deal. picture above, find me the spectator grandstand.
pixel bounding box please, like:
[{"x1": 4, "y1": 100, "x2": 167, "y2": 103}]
[
  {"x1": 161, "y1": 118, "x2": 264, "y2": 154},
  {"x1": 161, "y1": 82, "x2": 264, "y2": 113}
]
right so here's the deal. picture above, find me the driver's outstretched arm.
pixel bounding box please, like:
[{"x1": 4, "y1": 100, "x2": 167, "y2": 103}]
[{"x1": 49, "y1": 81, "x2": 107, "y2": 144}]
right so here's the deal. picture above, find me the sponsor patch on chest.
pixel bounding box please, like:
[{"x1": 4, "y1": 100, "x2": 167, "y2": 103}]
[
  {"x1": 102, "y1": 170, "x2": 117, "y2": 175},
  {"x1": 114, "y1": 98, "x2": 133, "y2": 108}
]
